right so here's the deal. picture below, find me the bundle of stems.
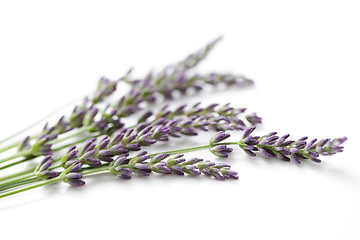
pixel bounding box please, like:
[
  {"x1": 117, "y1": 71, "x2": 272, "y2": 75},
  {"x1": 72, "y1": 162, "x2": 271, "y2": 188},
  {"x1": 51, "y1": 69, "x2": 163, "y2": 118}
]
[{"x1": 0, "y1": 37, "x2": 346, "y2": 199}]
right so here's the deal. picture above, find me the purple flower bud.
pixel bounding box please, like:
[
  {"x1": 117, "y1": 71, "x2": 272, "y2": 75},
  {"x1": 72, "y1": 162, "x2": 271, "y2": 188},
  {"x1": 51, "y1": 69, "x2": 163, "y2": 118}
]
[
  {"x1": 200, "y1": 168, "x2": 211, "y2": 177},
  {"x1": 65, "y1": 172, "x2": 82, "y2": 179},
  {"x1": 134, "y1": 163, "x2": 149, "y2": 170},
  {"x1": 98, "y1": 150, "x2": 113, "y2": 157},
  {"x1": 244, "y1": 150, "x2": 256, "y2": 157},
  {"x1": 210, "y1": 168, "x2": 225, "y2": 180},
  {"x1": 138, "y1": 126, "x2": 153, "y2": 136},
  {"x1": 280, "y1": 140, "x2": 295, "y2": 147},
  {"x1": 151, "y1": 153, "x2": 171, "y2": 163},
  {"x1": 170, "y1": 166, "x2": 184, "y2": 175},
  {"x1": 138, "y1": 111, "x2": 153, "y2": 123},
  {"x1": 114, "y1": 156, "x2": 127, "y2": 166},
  {"x1": 82, "y1": 150, "x2": 96, "y2": 159},
  {"x1": 110, "y1": 144, "x2": 129, "y2": 155},
  {"x1": 309, "y1": 152, "x2": 319, "y2": 159},
  {"x1": 39, "y1": 159, "x2": 52, "y2": 172},
  {"x1": 67, "y1": 179, "x2": 86, "y2": 187},
  {"x1": 81, "y1": 138, "x2": 97, "y2": 154},
  {"x1": 298, "y1": 136, "x2": 308, "y2": 141},
  {"x1": 98, "y1": 137, "x2": 110, "y2": 150},
  {"x1": 43, "y1": 170, "x2": 59, "y2": 178},
  {"x1": 221, "y1": 169, "x2": 239, "y2": 179},
  {"x1": 211, "y1": 131, "x2": 231, "y2": 144},
  {"x1": 198, "y1": 161, "x2": 216, "y2": 168},
  {"x1": 261, "y1": 149, "x2": 272, "y2": 158},
  {"x1": 111, "y1": 131, "x2": 125, "y2": 145},
  {"x1": 67, "y1": 149, "x2": 78, "y2": 160},
  {"x1": 246, "y1": 113, "x2": 262, "y2": 125},
  {"x1": 276, "y1": 134, "x2": 290, "y2": 146},
  {"x1": 183, "y1": 165, "x2": 201, "y2": 175},
  {"x1": 69, "y1": 162, "x2": 83, "y2": 172},
  {"x1": 292, "y1": 154, "x2": 301, "y2": 164},
  {"x1": 181, "y1": 127, "x2": 197, "y2": 136},
  {"x1": 124, "y1": 143, "x2": 141, "y2": 151},
  {"x1": 290, "y1": 148, "x2": 298, "y2": 153},
  {"x1": 305, "y1": 138, "x2": 317, "y2": 151},
  {"x1": 184, "y1": 158, "x2": 203, "y2": 164},
  {"x1": 210, "y1": 145, "x2": 233, "y2": 157}
]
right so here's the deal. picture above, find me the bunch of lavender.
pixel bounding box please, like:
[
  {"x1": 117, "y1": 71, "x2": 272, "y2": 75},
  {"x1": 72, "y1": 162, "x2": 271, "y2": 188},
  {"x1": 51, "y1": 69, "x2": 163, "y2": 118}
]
[
  {"x1": 0, "y1": 128, "x2": 346, "y2": 198},
  {"x1": 0, "y1": 37, "x2": 347, "y2": 200}
]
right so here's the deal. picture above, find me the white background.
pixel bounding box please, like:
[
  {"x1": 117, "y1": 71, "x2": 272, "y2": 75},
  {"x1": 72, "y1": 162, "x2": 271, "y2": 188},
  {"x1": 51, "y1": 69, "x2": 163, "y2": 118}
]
[{"x1": 0, "y1": 1, "x2": 359, "y2": 239}]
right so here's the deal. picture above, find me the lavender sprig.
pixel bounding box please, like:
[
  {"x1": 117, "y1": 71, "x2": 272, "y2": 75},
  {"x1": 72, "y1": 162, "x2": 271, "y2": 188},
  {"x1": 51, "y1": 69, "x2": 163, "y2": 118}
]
[
  {"x1": 59, "y1": 111, "x2": 247, "y2": 169},
  {"x1": 109, "y1": 152, "x2": 238, "y2": 180},
  {"x1": 237, "y1": 127, "x2": 347, "y2": 163},
  {"x1": 0, "y1": 129, "x2": 346, "y2": 198}
]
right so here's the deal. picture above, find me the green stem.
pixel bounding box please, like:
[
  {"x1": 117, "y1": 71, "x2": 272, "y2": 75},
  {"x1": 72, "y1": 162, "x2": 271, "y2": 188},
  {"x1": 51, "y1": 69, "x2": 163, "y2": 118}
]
[
  {"x1": 0, "y1": 166, "x2": 113, "y2": 198},
  {"x1": 0, "y1": 168, "x2": 36, "y2": 182},
  {"x1": 0, "y1": 150, "x2": 32, "y2": 163},
  {"x1": 0, "y1": 156, "x2": 35, "y2": 171},
  {"x1": 0, "y1": 174, "x2": 39, "y2": 191},
  {"x1": 52, "y1": 134, "x2": 101, "y2": 151},
  {"x1": 0, "y1": 177, "x2": 39, "y2": 192},
  {"x1": 0, "y1": 177, "x2": 61, "y2": 199},
  {"x1": 49, "y1": 126, "x2": 89, "y2": 145}
]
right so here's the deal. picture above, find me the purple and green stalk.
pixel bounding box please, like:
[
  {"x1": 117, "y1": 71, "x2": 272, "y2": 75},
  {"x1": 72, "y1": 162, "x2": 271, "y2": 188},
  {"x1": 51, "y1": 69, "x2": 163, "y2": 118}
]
[{"x1": 0, "y1": 128, "x2": 346, "y2": 198}]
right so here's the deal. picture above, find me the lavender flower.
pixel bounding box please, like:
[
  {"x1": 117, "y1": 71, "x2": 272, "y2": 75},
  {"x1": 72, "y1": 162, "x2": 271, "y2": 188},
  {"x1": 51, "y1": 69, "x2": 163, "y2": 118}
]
[
  {"x1": 61, "y1": 171, "x2": 85, "y2": 187},
  {"x1": 35, "y1": 155, "x2": 59, "y2": 180},
  {"x1": 209, "y1": 131, "x2": 233, "y2": 157},
  {"x1": 109, "y1": 152, "x2": 238, "y2": 180},
  {"x1": 237, "y1": 127, "x2": 347, "y2": 163}
]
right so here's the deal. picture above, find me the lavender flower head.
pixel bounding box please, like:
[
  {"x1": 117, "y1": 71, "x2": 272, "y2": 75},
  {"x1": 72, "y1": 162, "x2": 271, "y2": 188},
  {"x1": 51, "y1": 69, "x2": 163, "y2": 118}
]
[
  {"x1": 238, "y1": 127, "x2": 347, "y2": 163},
  {"x1": 209, "y1": 131, "x2": 233, "y2": 157},
  {"x1": 109, "y1": 152, "x2": 238, "y2": 180}
]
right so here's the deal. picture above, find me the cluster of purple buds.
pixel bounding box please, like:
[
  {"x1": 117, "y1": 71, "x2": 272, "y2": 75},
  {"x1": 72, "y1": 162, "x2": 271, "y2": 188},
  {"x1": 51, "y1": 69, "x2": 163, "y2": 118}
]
[
  {"x1": 238, "y1": 127, "x2": 347, "y2": 163},
  {"x1": 177, "y1": 36, "x2": 223, "y2": 71},
  {"x1": 109, "y1": 151, "x2": 238, "y2": 180},
  {"x1": 209, "y1": 131, "x2": 233, "y2": 157},
  {"x1": 91, "y1": 77, "x2": 118, "y2": 104},
  {"x1": 146, "y1": 102, "x2": 261, "y2": 127},
  {"x1": 59, "y1": 125, "x2": 171, "y2": 168},
  {"x1": 21, "y1": 135, "x2": 52, "y2": 156},
  {"x1": 60, "y1": 160, "x2": 85, "y2": 187},
  {"x1": 35, "y1": 155, "x2": 59, "y2": 180},
  {"x1": 16, "y1": 75, "x2": 122, "y2": 154},
  {"x1": 137, "y1": 103, "x2": 262, "y2": 137},
  {"x1": 127, "y1": 37, "x2": 253, "y2": 102}
]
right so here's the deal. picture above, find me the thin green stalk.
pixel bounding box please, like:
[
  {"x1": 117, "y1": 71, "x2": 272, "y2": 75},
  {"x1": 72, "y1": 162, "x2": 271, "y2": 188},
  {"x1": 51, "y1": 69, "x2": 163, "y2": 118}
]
[
  {"x1": 0, "y1": 174, "x2": 39, "y2": 191},
  {"x1": 0, "y1": 156, "x2": 34, "y2": 171},
  {"x1": 52, "y1": 134, "x2": 101, "y2": 151},
  {"x1": 0, "y1": 166, "x2": 111, "y2": 198},
  {"x1": 0, "y1": 167, "x2": 36, "y2": 182},
  {"x1": 49, "y1": 126, "x2": 88, "y2": 145},
  {"x1": 0, "y1": 177, "x2": 39, "y2": 192},
  {"x1": 0, "y1": 177, "x2": 61, "y2": 199},
  {"x1": 0, "y1": 150, "x2": 32, "y2": 163}
]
